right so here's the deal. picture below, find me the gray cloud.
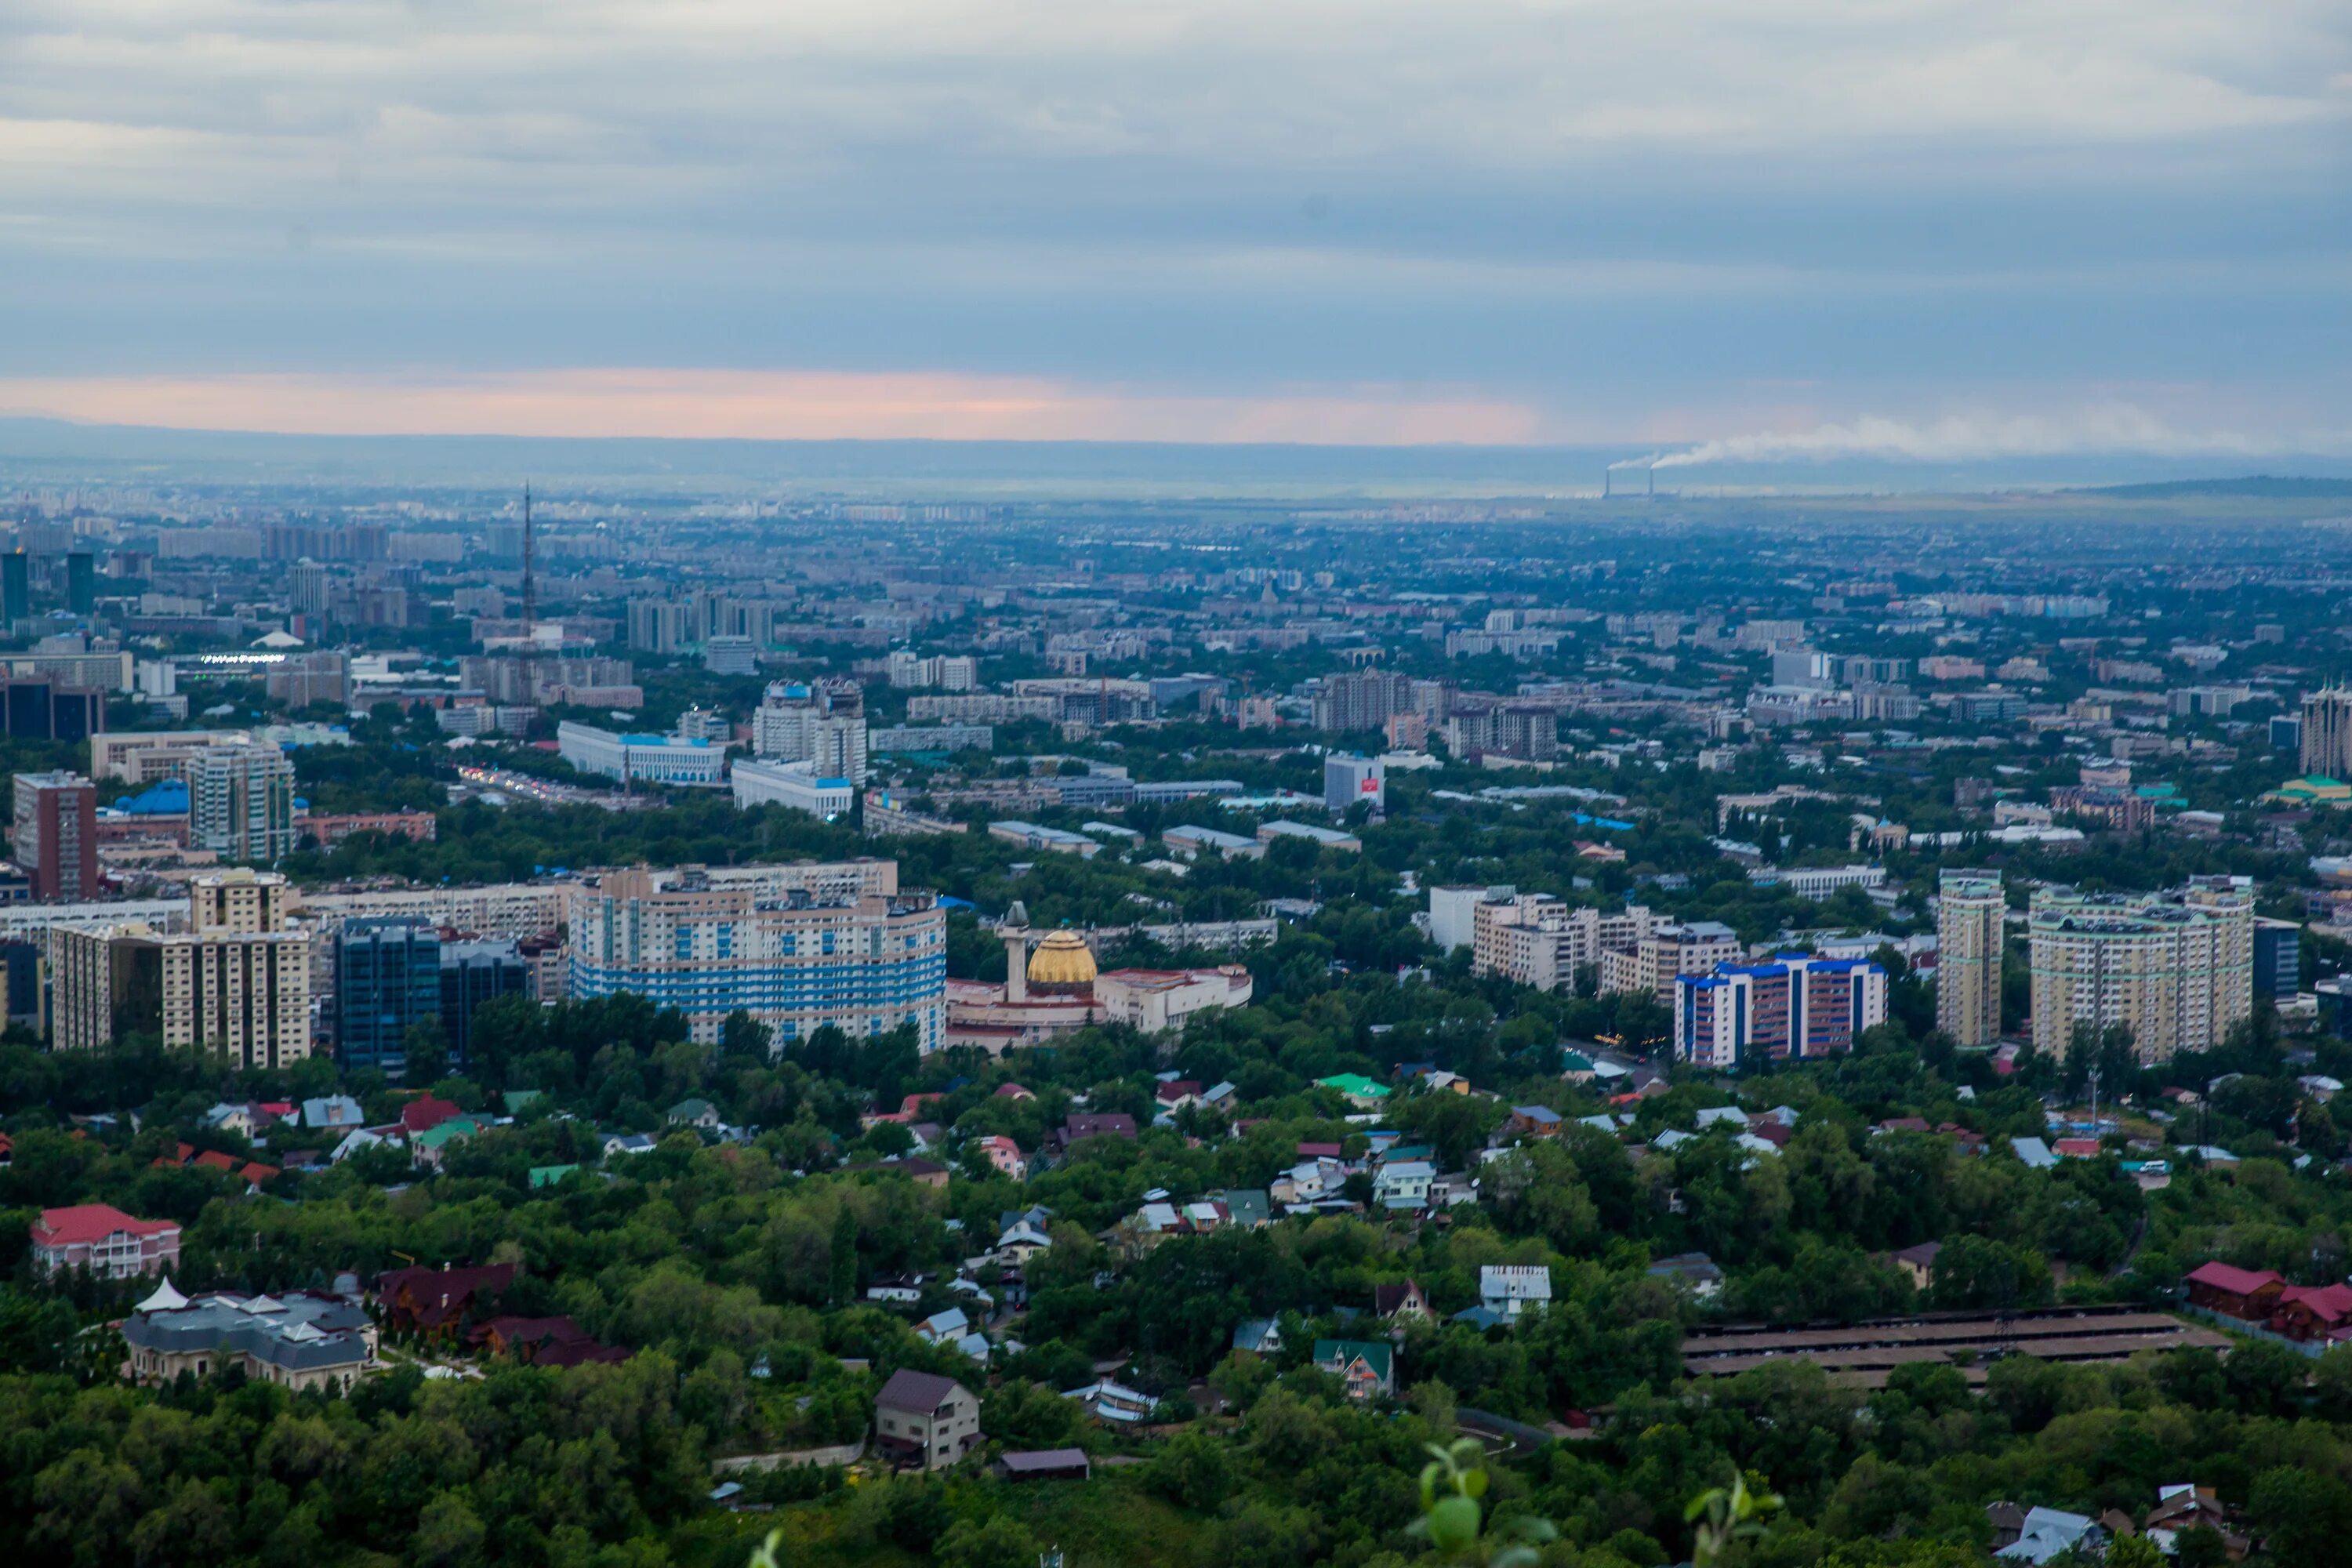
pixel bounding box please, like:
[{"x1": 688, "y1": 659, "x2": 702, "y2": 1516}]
[{"x1": 0, "y1": 0, "x2": 2347, "y2": 446}]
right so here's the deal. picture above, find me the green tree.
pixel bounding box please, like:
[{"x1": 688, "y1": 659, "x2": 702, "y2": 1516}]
[
  {"x1": 935, "y1": 1515, "x2": 1038, "y2": 1568},
  {"x1": 401, "y1": 1017, "x2": 450, "y2": 1086}
]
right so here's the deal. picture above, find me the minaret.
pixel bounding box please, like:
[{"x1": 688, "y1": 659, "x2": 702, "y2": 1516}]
[
  {"x1": 1000, "y1": 900, "x2": 1032, "y2": 1004},
  {"x1": 521, "y1": 482, "x2": 535, "y2": 627}
]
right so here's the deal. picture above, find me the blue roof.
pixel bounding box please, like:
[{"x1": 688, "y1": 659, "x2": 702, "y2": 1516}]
[
  {"x1": 112, "y1": 779, "x2": 190, "y2": 815},
  {"x1": 621, "y1": 734, "x2": 710, "y2": 748}
]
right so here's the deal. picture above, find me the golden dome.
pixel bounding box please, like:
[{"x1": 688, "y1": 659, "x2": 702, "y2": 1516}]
[{"x1": 1026, "y1": 928, "x2": 1098, "y2": 987}]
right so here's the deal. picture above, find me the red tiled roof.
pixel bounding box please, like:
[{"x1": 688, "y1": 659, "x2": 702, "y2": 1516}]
[
  {"x1": 2278, "y1": 1283, "x2": 2352, "y2": 1323},
  {"x1": 34, "y1": 1203, "x2": 179, "y2": 1245},
  {"x1": 400, "y1": 1095, "x2": 464, "y2": 1134},
  {"x1": 194, "y1": 1149, "x2": 238, "y2": 1172},
  {"x1": 2185, "y1": 1261, "x2": 2283, "y2": 1296}
]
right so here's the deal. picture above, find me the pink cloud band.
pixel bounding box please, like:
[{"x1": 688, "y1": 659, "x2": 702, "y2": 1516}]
[{"x1": 0, "y1": 368, "x2": 1554, "y2": 447}]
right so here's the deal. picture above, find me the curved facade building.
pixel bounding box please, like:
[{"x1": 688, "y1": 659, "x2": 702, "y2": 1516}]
[{"x1": 568, "y1": 866, "x2": 946, "y2": 1050}]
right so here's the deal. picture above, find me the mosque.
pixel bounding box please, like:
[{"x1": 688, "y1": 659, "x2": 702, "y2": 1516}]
[{"x1": 943, "y1": 902, "x2": 1254, "y2": 1054}]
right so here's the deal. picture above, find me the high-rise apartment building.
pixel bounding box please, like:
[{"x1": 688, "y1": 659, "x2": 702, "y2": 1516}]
[
  {"x1": 753, "y1": 681, "x2": 869, "y2": 783},
  {"x1": 884, "y1": 652, "x2": 978, "y2": 691},
  {"x1": 2252, "y1": 917, "x2": 2301, "y2": 1004},
  {"x1": 440, "y1": 939, "x2": 535, "y2": 1066},
  {"x1": 2302, "y1": 686, "x2": 2352, "y2": 779},
  {"x1": 1598, "y1": 921, "x2": 1744, "y2": 1004},
  {"x1": 626, "y1": 599, "x2": 692, "y2": 654},
  {"x1": 1675, "y1": 954, "x2": 1888, "y2": 1067},
  {"x1": 90, "y1": 730, "x2": 253, "y2": 784},
  {"x1": 289, "y1": 559, "x2": 331, "y2": 616},
  {"x1": 13, "y1": 770, "x2": 98, "y2": 899},
  {"x1": 336, "y1": 918, "x2": 443, "y2": 1076},
  {"x1": 264, "y1": 651, "x2": 350, "y2": 708},
  {"x1": 1312, "y1": 669, "x2": 1415, "y2": 733},
  {"x1": 51, "y1": 870, "x2": 310, "y2": 1066},
  {"x1": 190, "y1": 744, "x2": 296, "y2": 862},
  {"x1": 2027, "y1": 876, "x2": 2255, "y2": 1062},
  {"x1": 2, "y1": 551, "x2": 28, "y2": 624},
  {"x1": 566, "y1": 866, "x2": 946, "y2": 1048},
  {"x1": 1471, "y1": 894, "x2": 1659, "y2": 993},
  {"x1": 65, "y1": 553, "x2": 95, "y2": 615},
  {"x1": 1935, "y1": 869, "x2": 2005, "y2": 1047},
  {"x1": 1323, "y1": 753, "x2": 1385, "y2": 817}
]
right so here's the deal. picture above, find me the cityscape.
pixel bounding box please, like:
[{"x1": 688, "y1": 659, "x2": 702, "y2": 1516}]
[{"x1": 4, "y1": 2, "x2": 2350, "y2": 1568}]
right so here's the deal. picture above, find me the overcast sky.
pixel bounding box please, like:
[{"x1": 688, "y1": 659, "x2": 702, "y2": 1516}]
[{"x1": 2, "y1": 1, "x2": 2347, "y2": 460}]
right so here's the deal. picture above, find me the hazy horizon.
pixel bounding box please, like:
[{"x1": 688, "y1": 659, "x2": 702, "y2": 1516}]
[{"x1": 5, "y1": 2, "x2": 2347, "y2": 470}]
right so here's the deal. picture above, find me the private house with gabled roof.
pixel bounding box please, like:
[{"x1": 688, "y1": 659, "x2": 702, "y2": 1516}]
[
  {"x1": 374, "y1": 1262, "x2": 515, "y2": 1336},
  {"x1": 1479, "y1": 1263, "x2": 1552, "y2": 1318},
  {"x1": 1312, "y1": 1338, "x2": 1396, "y2": 1400},
  {"x1": 1373, "y1": 1279, "x2": 1431, "y2": 1320},
  {"x1": 874, "y1": 1368, "x2": 982, "y2": 1471}
]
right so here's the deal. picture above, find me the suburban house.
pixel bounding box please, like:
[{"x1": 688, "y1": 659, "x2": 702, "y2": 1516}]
[
  {"x1": 874, "y1": 1368, "x2": 982, "y2": 1471},
  {"x1": 2183, "y1": 1261, "x2": 2285, "y2": 1320},
  {"x1": 912, "y1": 1306, "x2": 971, "y2": 1345},
  {"x1": 993, "y1": 1218, "x2": 1054, "y2": 1265},
  {"x1": 976, "y1": 1134, "x2": 1028, "y2": 1179},
  {"x1": 1218, "y1": 1189, "x2": 1272, "y2": 1227},
  {"x1": 1891, "y1": 1241, "x2": 1942, "y2": 1290},
  {"x1": 120, "y1": 1279, "x2": 378, "y2": 1392},
  {"x1": 866, "y1": 1272, "x2": 927, "y2": 1304},
  {"x1": 1317, "y1": 1073, "x2": 1391, "y2": 1109},
  {"x1": 1373, "y1": 1279, "x2": 1432, "y2": 1320},
  {"x1": 2143, "y1": 1486, "x2": 2243, "y2": 1556},
  {"x1": 1510, "y1": 1105, "x2": 1564, "y2": 1138},
  {"x1": 667, "y1": 1098, "x2": 721, "y2": 1129},
  {"x1": 1428, "y1": 1172, "x2": 1479, "y2": 1207},
  {"x1": 1047, "y1": 1112, "x2": 1138, "y2": 1152},
  {"x1": 1374, "y1": 1160, "x2": 1435, "y2": 1210},
  {"x1": 1648, "y1": 1252, "x2": 1726, "y2": 1298},
  {"x1": 375, "y1": 1263, "x2": 516, "y2": 1336},
  {"x1": 32, "y1": 1204, "x2": 182, "y2": 1278},
  {"x1": 469, "y1": 1316, "x2": 629, "y2": 1367},
  {"x1": 399, "y1": 1095, "x2": 466, "y2": 1137},
  {"x1": 1232, "y1": 1317, "x2": 1283, "y2": 1356},
  {"x1": 1987, "y1": 1504, "x2": 2100, "y2": 1565},
  {"x1": 1479, "y1": 1264, "x2": 1553, "y2": 1319},
  {"x1": 2272, "y1": 1281, "x2": 2352, "y2": 1341},
  {"x1": 1312, "y1": 1338, "x2": 1396, "y2": 1401},
  {"x1": 301, "y1": 1095, "x2": 367, "y2": 1129},
  {"x1": 867, "y1": 1156, "x2": 949, "y2": 1189},
  {"x1": 1067, "y1": 1379, "x2": 1155, "y2": 1424},
  {"x1": 412, "y1": 1115, "x2": 486, "y2": 1169}
]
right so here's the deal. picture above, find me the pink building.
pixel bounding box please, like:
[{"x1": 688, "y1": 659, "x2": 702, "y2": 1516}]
[
  {"x1": 978, "y1": 1134, "x2": 1028, "y2": 1180},
  {"x1": 33, "y1": 1204, "x2": 182, "y2": 1278}
]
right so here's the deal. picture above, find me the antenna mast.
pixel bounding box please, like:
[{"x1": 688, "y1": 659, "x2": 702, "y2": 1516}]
[{"x1": 521, "y1": 482, "x2": 536, "y2": 626}]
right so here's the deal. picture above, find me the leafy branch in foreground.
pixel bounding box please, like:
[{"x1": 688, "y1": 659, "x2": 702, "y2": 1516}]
[
  {"x1": 1410, "y1": 1437, "x2": 1557, "y2": 1568},
  {"x1": 1686, "y1": 1471, "x2": 1784, "y2": 1566}
]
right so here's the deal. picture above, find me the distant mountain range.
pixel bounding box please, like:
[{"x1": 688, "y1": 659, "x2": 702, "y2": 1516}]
[
  {"x1": 2072, "y1": 475, "x2": 2352, "y2": 499},
  {"x1": 4, "y1": 416, "x2": 2350, "y2": 500}
]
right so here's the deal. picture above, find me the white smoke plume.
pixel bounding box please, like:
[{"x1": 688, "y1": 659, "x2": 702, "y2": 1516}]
[{"x1": 1646, "y1": 406, "x2": 2307, "y2": 469}]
